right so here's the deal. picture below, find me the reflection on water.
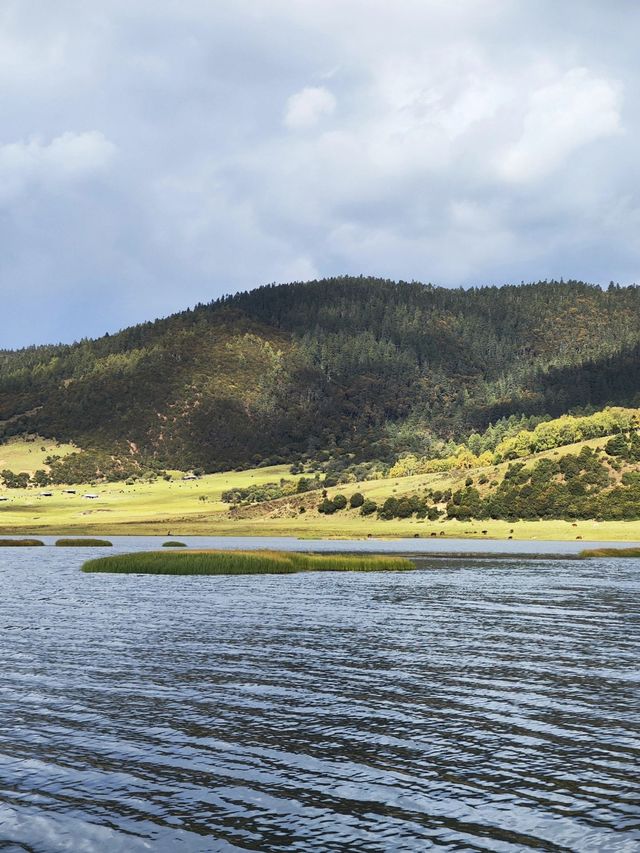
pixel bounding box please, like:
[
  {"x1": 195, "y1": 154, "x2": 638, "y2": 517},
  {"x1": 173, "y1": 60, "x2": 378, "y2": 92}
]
[{"x1": 0, "y1": 548, "x2": 638, "y2": 851}]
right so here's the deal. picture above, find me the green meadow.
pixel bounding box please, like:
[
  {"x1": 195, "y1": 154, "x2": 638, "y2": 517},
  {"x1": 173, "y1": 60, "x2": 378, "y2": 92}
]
[
  {"x1": 0, "y1": 437, "x2": 76, "y2": 475},
  {"x1": 1, "y1": 437, "x2": 640, "y2": 541}
]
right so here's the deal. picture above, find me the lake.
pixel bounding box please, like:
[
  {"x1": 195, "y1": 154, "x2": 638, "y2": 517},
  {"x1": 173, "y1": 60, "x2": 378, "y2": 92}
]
[
  {"x1": 0, "y1": 543, "x2": 638, "y2": 850},
  {"x1": 13, "y1": 533, "x2": 640, "y2": 554}
]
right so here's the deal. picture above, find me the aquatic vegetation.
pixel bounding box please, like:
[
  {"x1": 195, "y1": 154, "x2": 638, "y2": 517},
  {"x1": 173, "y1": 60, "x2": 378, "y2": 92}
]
[
  {"x1": 162, "y1": 541, "x2": 187, "y2": 547},
  {"x1": 0, "y1": 538, "x2": 45, "y2": 546},
  {"x1": 580, "y1": 547, "x2": 640, "y2": 558},
  {"x1": 82, "y1": 550, "x2": 415, "y2": 575},
  {"x1": 55, "y1": 538, "x2": 113, "y2": 547}
]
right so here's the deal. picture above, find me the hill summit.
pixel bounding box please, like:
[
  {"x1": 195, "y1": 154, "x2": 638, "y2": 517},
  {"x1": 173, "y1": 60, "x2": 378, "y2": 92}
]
[{"x1": 1, "y1": 277, "x2": 640, "y2": 473}]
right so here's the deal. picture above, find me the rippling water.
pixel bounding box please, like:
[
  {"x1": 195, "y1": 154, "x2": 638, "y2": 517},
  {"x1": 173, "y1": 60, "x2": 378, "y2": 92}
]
[{"x1": 0, "y1": 547, "x2": 638, "y2": 851}]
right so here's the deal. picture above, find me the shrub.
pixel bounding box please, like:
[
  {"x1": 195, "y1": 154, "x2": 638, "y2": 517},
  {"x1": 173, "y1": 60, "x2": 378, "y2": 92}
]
[
  {"x1": 605, "y1": 434, "x2": 628, "y2": 457},
  {"x1": 1, "y1": 470, "x2": 30, "y2": 489},
  {"x1": 349, "y1": 492, "x2": 365, "y2": 508},
  {"x1": 32, "y1": 470, "x2": 51, "y2": 487},
  {"x1": 332, "y1": 494, "x2": 348, "y2": 510},
  {"x1": 222, "y1": 479, "x2": 306, "y2": 505},
  {"x1": 360, "y1": 499, "x2": 377, "y2": 516},
  {"x1": 379, "y1": 497, "x2": 400, "y2": 519}
]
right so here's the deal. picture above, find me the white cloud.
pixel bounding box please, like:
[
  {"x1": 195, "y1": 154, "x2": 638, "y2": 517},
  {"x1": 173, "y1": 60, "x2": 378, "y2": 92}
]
[
  {"x1": 0, "y1": 131, "x2": 115, "y2": 203},
  {"x1": 277, "y1": 255, "x2": 320, "y2": 282},
  {"x1": 284, "y1": 86, "x2": 336, "y2": 130},
  {"x1": 500, "y1": 68, "x2": 622, "y2": 182},
  {"x1": 0, "y1": 0, "x2": 639, "y2": 347},
  {"x1": 44, "y1": 131, "x2": 116, "y2": 176}
]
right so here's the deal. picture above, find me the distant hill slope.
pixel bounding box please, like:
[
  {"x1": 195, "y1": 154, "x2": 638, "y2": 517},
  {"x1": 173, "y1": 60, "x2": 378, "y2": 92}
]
[{"x1": 2, "y1": 277, "x2": 640, "y2": 471}]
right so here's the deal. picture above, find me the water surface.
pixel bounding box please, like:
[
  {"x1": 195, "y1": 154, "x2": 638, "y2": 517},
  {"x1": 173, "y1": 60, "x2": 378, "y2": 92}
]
[
  {"x1": 13, "y1": 533, "x2": 640, "y2": 555},
  {"x1": 0, "y1": 548, "x2": 638, "y2": 850}
]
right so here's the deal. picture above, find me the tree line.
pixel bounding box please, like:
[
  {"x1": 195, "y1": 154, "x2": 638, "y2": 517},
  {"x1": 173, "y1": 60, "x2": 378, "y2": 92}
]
[{"x1": 2, "y1": 277, "x2": 640, "y2": 472}]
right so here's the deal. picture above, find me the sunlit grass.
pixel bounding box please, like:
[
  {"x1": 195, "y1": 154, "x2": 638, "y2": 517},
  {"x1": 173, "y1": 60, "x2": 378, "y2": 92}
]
[
  {"x1": 82, "y1": 549, "x2": 415, "y2": 575},
  {"x1": 580, "y1": 547, "x2": 640, "y2": 558},
  {"x1": 2, "y1": 442, "x2": 640, "y2": 541},
  {"x1": 0, "y1": 437, "x2": 76, "y2": 475}
]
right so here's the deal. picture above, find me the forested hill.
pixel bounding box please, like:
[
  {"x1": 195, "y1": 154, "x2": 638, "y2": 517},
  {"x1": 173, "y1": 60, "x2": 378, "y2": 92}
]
[{"x1": 1, "y1": 277, "x2": 640, "y2": 472}]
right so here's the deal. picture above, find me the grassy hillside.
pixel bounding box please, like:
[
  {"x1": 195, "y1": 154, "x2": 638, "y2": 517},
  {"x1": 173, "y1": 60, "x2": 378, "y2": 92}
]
[
  {"x1": 0, "y1": 461, "x2": 299, "y2": 531},
  {"x1": 2, "y1": 278, "x2": 640, "y2": 473},
  {"x1": 1, "y1": 432, "x2": 639, "y2": 541},
  {"x1": 0, "y1": 437, "x2": 75, "y2": 475}
]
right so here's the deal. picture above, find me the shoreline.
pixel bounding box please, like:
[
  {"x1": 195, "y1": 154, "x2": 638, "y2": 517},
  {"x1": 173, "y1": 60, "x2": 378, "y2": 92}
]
[
  {"x1": 2, "y1": 459, "x2": 640, "y2": 543},
  {"x1": 1, "y1": 532, "x2": 639, "y2": 559},
  {"x1": 1, "y1": 522, "x2": 639, "y2": 542}
]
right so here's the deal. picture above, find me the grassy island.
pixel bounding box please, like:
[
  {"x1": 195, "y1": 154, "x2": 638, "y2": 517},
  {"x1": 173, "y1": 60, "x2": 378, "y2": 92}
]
[
  {"x1": 82, "y1": 550, "x2": 415, "y2": 575},
  {"x1": 55, "y1": 538, "x2": 113, "y2": 547},
  {"x1": 580, "y1": 547, "x2": 640, "y2": 558},
  {"x1": 162, "y1": 541, "x2": 187, "y2": 547},
  {"x1": 0, "y1": 538, "x2": 44, "y2": 546}
]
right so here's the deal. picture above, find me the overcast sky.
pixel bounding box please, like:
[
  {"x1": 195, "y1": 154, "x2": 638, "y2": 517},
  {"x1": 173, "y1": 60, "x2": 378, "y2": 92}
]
[{"x1": 2, "y1": 0, "x2": 639, "y2": 347}]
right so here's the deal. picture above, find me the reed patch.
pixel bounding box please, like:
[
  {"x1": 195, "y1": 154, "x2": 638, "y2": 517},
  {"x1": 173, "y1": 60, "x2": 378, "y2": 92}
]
[
  {"x1": 82, "y1": 550, "x2": 415, "y2": 575},
  {"x1": 579, "y1": 547, "x2": 640, "y2": 558}
]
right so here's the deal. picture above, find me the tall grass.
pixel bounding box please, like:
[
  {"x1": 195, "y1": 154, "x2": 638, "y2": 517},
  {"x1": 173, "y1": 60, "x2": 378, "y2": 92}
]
[
  {"x1": 0, "y1": 538, "x2": 45, "y2": 547},
  {"x1": 284, "y1": 552, "x2": 414, "y2": 572},
  {"x1": 56, "y1": 538, "x2": 113, "y2": 547},
  {"x1": 580, "y1": 547, "x2": 640, "y2": 558},
  {"x1": 82, "y1": 549, "x2": 415, "y2": 575}
]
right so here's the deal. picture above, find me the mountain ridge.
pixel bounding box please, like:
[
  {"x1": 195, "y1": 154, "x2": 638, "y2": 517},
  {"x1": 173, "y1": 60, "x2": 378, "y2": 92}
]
[{"x1": 2, "y1": 276, "x2": 640, "y2": 473}]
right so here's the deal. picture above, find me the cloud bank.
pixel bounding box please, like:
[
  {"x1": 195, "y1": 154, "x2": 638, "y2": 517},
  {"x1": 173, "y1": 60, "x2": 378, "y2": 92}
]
[{"x1": 1, "y1": 0, "x2": 638, "y2": 346}]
